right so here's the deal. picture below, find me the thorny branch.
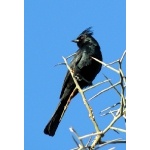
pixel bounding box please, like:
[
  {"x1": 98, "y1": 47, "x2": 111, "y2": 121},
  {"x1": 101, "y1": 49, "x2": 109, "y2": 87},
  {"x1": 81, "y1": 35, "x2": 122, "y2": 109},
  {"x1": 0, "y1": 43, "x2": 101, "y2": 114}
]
[
  {"x1": 62, "y1": 50, "x2": 126, "y2": 150},
  {"x1": 63, "y1": 57, "x2": 102, "y2": 149}
]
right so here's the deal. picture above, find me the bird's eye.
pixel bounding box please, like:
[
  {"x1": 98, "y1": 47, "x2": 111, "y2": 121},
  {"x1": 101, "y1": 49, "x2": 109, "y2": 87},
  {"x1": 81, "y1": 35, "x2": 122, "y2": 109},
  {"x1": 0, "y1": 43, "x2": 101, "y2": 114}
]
[
  {"x1": 80, "y1": 36, "x2": 84, "y2": 39},
  {"x1": 79, "y1": 35, "x2": 85, "y2": 40}
]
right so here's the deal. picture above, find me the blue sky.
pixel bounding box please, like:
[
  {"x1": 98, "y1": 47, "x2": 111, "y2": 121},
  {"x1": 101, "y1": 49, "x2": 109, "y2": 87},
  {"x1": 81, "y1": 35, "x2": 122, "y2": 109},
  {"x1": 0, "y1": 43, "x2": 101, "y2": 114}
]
[{"x1": 25, "y1": 0, "x2": 126, "y2": 149}]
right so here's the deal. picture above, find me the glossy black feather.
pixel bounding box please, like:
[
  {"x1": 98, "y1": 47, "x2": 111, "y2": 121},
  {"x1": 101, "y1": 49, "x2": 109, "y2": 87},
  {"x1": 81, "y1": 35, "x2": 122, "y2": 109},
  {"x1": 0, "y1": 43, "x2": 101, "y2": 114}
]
[{"x1": 44, "y1": 27, "x2": 102, "y2": 136}]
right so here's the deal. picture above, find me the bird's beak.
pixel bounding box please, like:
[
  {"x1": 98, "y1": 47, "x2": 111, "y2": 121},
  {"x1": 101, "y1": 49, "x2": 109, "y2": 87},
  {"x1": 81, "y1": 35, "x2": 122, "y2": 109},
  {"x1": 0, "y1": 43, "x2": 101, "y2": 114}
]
[{"x1": 72, "y1": 39, "x2": 79, "y2": 43}]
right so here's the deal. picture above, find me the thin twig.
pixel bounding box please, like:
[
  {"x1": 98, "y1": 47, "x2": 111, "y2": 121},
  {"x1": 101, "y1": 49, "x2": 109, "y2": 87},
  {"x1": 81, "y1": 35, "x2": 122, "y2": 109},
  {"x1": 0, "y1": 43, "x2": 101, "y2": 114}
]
[
  {"x1": 103, "y1": 112, "x2": 122, "y2": 134},
  {"x1": 54, "y1": 53, "x2": 76, "y2": 67},
  {"x1": 98, "y1": 138, "x2": 125, "y2": 148},
  {"x1": 103, "y1": 74, "x2": 122, "y2": 98},
  {"x1": 103, "y1": 59, "x2": 119, "y2": 67},
  {"x1": 118, "y1": 63, "x2": 126, "y2": 110},
  {"x1": 91, "y1": 57, "x2": 120, "y2": 74},
  {"x1": 100, "y1": 103, "x2": 120, "y2": 113},
  {"x1": 70, "y1": 147, "x2": 79, "y2": 150},
  {"x1": 85, "y1": 136, "x2": 93, "y2": 147},
  {"x1": 83, "y1": 79, "x2": 111, "y2": 92},
  {"x1": 120, "y1": 50, "x2": 126, "y2": 62},
  {"x1": 110, "y1": 127, "x2": 126, "y2": 133},
  {"x1": 100, "y1": 110, "x2": 118, "y2": 117},
  {"x1": 69, "y1": 127, "x2": 85, "y2": 148},
  {"x1": 88, "y1": 82, "x2": 120, "y2": 101},
  {"x1": 54, "y1": 62, "x2": 66, "y2": 67},
  {"x1": 108, "y1": 147, "x2": 115, "y2": 150},
  {"x1": 66, "y1": 53, "x2": 76, "y2": 60},
  {"x1": 72, "y1": 136, "x2": 80, "y2": 148},
  {"x1": 110, "y1": 110, "x2": 115, "y2": 117},
  {"x1": 79, "y1": 132, "x2": 103, "y2": 140}
]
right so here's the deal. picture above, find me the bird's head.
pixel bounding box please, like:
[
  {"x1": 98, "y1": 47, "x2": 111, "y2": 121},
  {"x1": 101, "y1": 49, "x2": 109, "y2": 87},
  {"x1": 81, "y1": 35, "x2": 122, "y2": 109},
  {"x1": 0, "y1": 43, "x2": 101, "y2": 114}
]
[{"x1": 72, "y1": 27, "x2": 94, "y2": 48}]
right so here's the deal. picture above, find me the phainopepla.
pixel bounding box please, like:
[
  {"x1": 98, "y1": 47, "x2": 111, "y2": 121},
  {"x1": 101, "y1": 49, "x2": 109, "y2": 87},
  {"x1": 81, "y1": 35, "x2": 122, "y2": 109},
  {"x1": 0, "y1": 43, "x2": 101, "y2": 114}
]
[{"x1": 44, "y1": 27, "x2": 103, "y2": 136}]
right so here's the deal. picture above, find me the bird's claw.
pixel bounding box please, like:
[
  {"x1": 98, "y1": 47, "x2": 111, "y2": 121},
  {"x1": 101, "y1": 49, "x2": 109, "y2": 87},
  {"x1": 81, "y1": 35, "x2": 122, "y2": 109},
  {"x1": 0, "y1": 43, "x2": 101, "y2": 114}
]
[{"x1": 74, "y1": 74, "x2": 92, "y2": 86}]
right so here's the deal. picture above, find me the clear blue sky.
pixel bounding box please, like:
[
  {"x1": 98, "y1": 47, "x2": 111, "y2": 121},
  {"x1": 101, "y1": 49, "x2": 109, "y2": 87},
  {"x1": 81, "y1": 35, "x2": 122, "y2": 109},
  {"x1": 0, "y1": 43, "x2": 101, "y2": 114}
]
[{"x1": 25, "y1": 0, "x2": 126, "y2": 149}]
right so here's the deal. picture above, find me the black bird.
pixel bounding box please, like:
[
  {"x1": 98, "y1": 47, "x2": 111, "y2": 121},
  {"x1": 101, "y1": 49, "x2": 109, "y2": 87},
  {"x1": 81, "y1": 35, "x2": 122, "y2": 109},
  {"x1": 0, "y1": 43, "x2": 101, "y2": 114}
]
[{"x1": 44, "y1": 27, "x2": 103, "y2": 136}]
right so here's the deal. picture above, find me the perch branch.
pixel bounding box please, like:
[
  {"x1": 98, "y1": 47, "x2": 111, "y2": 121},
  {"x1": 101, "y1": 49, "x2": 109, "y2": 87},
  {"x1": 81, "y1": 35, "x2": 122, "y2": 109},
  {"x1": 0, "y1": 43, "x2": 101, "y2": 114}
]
[{"x1": 63, "y1": 56, "x2": 102, "y2": 148}]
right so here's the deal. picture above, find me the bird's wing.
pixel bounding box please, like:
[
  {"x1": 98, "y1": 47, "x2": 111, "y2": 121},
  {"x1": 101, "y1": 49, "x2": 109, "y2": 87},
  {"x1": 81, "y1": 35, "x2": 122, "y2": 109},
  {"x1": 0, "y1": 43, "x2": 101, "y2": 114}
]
[
  {"x1": 59, "y1": 50, "x2": 83, "y2": 99},
  {"x1": 76, "y1": 47, "x2": 92, "y2": 70},
  {"x1": 60, "y1": 45, "x2": 95, "y2": 99}
]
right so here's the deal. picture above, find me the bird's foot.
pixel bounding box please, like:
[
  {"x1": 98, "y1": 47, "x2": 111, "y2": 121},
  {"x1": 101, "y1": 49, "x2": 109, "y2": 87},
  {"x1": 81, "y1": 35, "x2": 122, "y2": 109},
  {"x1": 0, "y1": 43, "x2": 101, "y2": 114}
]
[{"x1": 74, "y1": 74, "x2": 92, "y2": 86}]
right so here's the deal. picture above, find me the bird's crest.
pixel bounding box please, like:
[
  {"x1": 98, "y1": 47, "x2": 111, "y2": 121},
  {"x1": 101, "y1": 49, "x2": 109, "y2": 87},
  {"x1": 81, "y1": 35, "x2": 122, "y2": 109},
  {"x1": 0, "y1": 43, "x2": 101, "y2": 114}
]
[{"x1": 79, "y1": 27, "x2": 93, "y2": 37}]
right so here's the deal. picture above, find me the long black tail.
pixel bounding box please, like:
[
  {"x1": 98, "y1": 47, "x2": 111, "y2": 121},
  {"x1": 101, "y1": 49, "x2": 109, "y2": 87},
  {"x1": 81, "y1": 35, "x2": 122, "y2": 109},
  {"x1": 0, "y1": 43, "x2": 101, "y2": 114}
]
[
  {"x1": 44, "y1": 98, "x2": 69, "y2": 136},
  {"x1": 44, "y1": 86, "x2": 79, "y2": 136}
]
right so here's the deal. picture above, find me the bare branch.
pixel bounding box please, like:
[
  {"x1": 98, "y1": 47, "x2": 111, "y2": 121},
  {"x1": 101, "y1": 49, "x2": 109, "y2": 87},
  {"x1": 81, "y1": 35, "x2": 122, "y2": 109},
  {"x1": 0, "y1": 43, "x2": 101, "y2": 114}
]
[
  {"x1": 100, "y1": 110, "x2": 118, "y2": 117},
  {"x1": 100, "y1": 103, "x2": 120, "y2": 113},
  {"x1": 110, "y1": 127, "x2": 126, "y2": 133},
  {"x1": 97, "y1": 138, "x2": 126, "y2": 148},
  {"x1": 67, "y1": 50, "x2": 126, "y2": 150},
  {"x1": 103, "y1": 74, "x2": 122, "y2": 98},
  {"x1": 91, "y1": 57, "x2": 120, "y2": 74},
  {"x1": 54, "y1": 62, "x2": 66, "y2": 67},
  {"x1": 88, "y1": 82, "x2": 120, "y2": 101},
  {"x1": 103, "y1": 59, "x2": 119, "y2": 67},
  {"x1": 72, "y1": 136, "x2": 80, "y2": 149},
  {"x1": 103, "y1": 113, "x2": 122, "y2": 134},
  {"x1": 66, "y1": 53, "x2": 77, "y2": 60},
  {"x1": 63, "y1": 56, "x2": 102, "y2": 148},
  {"x1": 83, "y1": 79, "x2": 111, "y2": 92},
  {"x1": 69, "y1": 127, "x2": 85, "y2": 148},
  {"x1": 120, "y1": 50, "x2": 126, "y2": 62},
  {"x1": 108, "y1": 147, "x2": 115, "y2": 150},
  {"x1": 79, "y1": 132, "x2": 103, "y2": 140},
  {"x1": 54, "y1": 53, "x2": 76, "y2": 67}
]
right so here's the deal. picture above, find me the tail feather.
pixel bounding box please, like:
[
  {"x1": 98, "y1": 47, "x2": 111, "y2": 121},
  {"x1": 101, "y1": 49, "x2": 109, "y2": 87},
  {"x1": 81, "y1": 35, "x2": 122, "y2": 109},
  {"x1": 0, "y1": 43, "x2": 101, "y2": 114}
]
[
  {"x1": 44, "y1": 99, "x2": 67, "y2": 136},
  {"x1": 44, "y1": 87, "x2": 78, "y2": 136}
]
